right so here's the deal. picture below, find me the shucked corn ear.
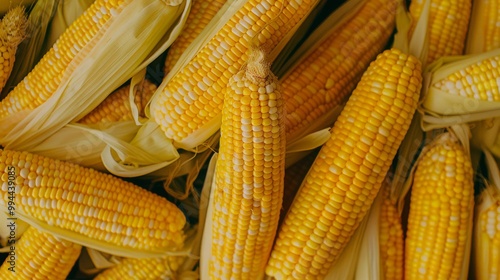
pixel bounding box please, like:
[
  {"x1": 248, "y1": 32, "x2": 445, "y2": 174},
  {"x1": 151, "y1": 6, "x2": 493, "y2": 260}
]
[
  {"x1": 209, "y1": 49, "x2": 285, "y2": 279},
  {"x1": 0, "y1": 0, "x2": 127, "y2": 120},
  {"x1": 409, "y1": 0, "x2": 471, "y2": 65},
  {"x1": 265, "y1": 48, "x2": 422, "y2": 279},
  {"x1": 283, "y1": 0, "x2": 397, "y2": 143},
  {"x1": 164, "y1": 0, "x2": 227, "y2": 74},
  {"x1": 94, "y1": 255, "x2": 186, "y2": 280},
  {"x1": 405, "y1": 132, "x2": 474, "y2": 280},
  {"x1": 0, "y1": 149, "x2": 186, "y2": 257},
  {"x1": 466, "y1": 0, "x2": 500, "y2": 54},
  {"x1": 0, "y1": 226, "x2": 82, "y2": 280},
  {"x1": 0, "y1": 6, "x2": 27, "y2": 93},
  {"x1": 151, "y1": 0, "x2": 320, "y2": 150},
  {"x1": 78, "y1": 79, "x2": 157, "y2": 125}
]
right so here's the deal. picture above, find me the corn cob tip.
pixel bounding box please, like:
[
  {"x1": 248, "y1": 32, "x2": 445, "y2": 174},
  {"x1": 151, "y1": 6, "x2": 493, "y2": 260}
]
[
  {"x1": 245, "y1": 48, "x2": 269, "y2": 82},
  {"x1": 0, "y1": 6, "x2": 28, "y2": 46}
]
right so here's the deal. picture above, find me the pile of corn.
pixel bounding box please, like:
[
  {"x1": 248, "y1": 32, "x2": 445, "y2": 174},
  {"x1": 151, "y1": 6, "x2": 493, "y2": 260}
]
[{"x1": 0, "y1": 0, "x2": 499, "y2": 279}]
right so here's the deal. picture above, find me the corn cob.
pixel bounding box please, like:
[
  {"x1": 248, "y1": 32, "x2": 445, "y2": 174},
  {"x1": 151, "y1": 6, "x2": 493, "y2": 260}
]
[
  {"x1": 164, "y1": 0, "x2": 227, "y2": 74},
  {"x1": 0, "y1": 226, "x2": 82, "y2": 280},
  {"x1": 151, "y1": 0, "x2": 319, "y2": 150},
  {"x1": 78, "y1": 79, "x2": 157, "y2": 124},
  {"x1": 404, "y1": 133, "x2": 474, "y2": 280},
  {"x1": 379, "y1": 182, "x2": 404, "y2": 280},
  {"x1": 94, "y1": 255, "x2": 185, "y2": 280},
  {"x1": 466, "y1": 0, "x2": 500, "y2": 54},
  {"x1": 432, "y1": 54, "x2": 500, "y2": 102},
  {"x1": 0, "y1": 6, "x2": 27, "y2": 93},
  {"x1": 283, "y1": 0, "x2": 397, "y2": 143},
  {"x1": 265, "y1": 48, "x2": 422, "y2": 279},
  {"x1": 0, "y1": 149, "x2": 186, "y2": 254},
  {"x1": 409, "y1": 0, "x2": 471, "y2": 65},
  {"x1": 210, "y1": 49, "x2": 285, "y2": 279},
  {"x1": 0, "y1": 0, "x2": 127, "y2": 119}
]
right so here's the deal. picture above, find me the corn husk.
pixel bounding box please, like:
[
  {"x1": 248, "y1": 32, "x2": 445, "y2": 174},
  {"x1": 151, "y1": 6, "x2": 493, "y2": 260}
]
[
  {"x1": 0, "y1": 0, "x2": 59, "y2": 98},
  {"x1": 78, "y1": 248, "x2": 121, "y2": 276},
  {"x1": 419, "y1": 48, "x2": 500, "y2": 131}
]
